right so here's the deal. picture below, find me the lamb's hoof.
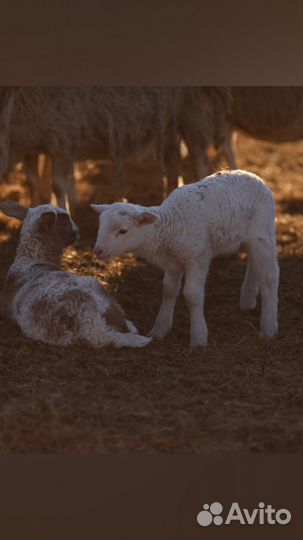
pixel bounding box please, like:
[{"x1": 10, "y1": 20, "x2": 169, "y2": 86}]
[
  {"x1": 190, "y1": 339, "x2": 208, "y2": 349},
  {"x1": 240, "y1": 296, "x2": 257, "y2": 311},
  {"x1": 259, "y1": 324, "x2": 278, "y2": 340},
  {"x1": 148, "y1": 327, "x2": 169, "y2": 340},
  {"x1": 134, "y1": 335, "x2": 152, "y2": 348}
]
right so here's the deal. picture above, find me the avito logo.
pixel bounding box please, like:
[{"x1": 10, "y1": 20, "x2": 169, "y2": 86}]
[{"x1": 197, "y1": 502, "x2": 291, "y2": 527}]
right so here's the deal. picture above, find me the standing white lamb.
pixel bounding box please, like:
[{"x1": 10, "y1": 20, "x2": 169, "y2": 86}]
[
  {"x1": 0, "y1": 201, "x2": 150, "y2": 349},
  {"x1": 91, "y1": 170, "x2": 279, "y2": 347}
]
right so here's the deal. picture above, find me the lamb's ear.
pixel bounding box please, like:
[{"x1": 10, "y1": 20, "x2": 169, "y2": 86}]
[
  {"x1": 39, "y1": 210, "x2": 57, "y2": 229},
  {"x1": 90, "y1": 204, "x2": 109, "y2": 215},
  {"x1": 0, "y1": 201, "x2": 28, "y2": 221},
  {"x1": 135, "y1": 212, "x2": 158, "y2": 225}
]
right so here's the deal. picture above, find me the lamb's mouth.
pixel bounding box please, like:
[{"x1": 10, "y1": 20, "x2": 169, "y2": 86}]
[{"x1": 93, "y1": 248, "x2": 112, "y2": 261}]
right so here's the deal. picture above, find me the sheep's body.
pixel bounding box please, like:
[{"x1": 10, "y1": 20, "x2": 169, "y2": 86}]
[
  {"x1": 8, "y1": 87, "x2": 177, "y2": 164},
  {"x1": 0, "y1": 203, "x2": 150, "y2": 349},
  {"x1": 1, "y1": 87, "x2": 179, "y2": 213},
  {"x1": 92, "y1": 170, "x2": 279, "y2": 347},
  {"x1": 224, "y1": 87, "x2": 303, "y2": 168},
  {"x1": 0, "y1": 87, "x2": 232, "y2": 210}
]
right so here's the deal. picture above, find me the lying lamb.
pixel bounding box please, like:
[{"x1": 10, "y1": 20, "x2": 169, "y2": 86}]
[
  {"x1": 0, "y1": 201, "x2": 150, "y2": 348},
  {"x1": 91, "y1": 170, "x2": 279, "y2": 347}
]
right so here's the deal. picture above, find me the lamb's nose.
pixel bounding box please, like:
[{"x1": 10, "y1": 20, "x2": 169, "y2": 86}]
[
  {"x1": 73, "y1": 227, "x2": 80, "y2": 241},
  {"x1": 93, "y1": 247, "x2": 103, "y2": 257}
]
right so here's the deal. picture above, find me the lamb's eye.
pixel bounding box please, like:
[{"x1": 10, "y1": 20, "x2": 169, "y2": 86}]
[{"x1": 118, "y1": 229, "x2": 128, "y2": 235}]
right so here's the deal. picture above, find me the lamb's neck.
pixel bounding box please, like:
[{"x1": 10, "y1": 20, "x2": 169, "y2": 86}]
[
  {"x1": 16, "y1": 241, "x2": 62, "y2": 268},
  {"x1": 135, "y1": 206, "x2": 171, "y2": 261}
]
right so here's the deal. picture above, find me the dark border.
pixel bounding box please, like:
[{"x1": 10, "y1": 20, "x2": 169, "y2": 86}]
[
  {"x1": 0, "y1": 0, "x2": 302, "y2": 85},
  {"x1": 0, "y1": 1, "x2": 302, "y2": 539},
  {"x1": 0, "y1": 455, "x2": 302, "y2": 539}
]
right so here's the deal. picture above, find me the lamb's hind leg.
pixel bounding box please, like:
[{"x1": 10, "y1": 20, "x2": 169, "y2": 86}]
[
  {"x1": 150, "y1": 264, "x2": 183, "y2": 339},
  {"x1": 80, "y1": 310, "x2": 151, "y2": 349},
  {"x1": 240, "y1": 257, "x2": 259, "y2": 311},
  {"x1": 112, "y1": 332, "x2": 151, "y2": 348},
  {"x1": 249, "y1": 238, "x2": 279, "y2": 338}
]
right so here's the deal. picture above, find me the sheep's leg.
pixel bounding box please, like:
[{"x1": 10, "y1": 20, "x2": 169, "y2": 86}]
[
  {"x1": 183, "y1": 130, "x2": 210, "y2": 180},
  {"x1": 66, "y1": 173, "x2": 78, "y2": 218},
  {"x1": 79, "y1": 312, "x2": 150, "y2": 349},
  {"x1": 23, "y1": 154, "x2": 41, "y2": 206},
  {"x1": 222, "y1": 128, "x2": 238, "y2": 169},
  {"x1": 52, "y1": 176, "x2": 67, "y2": 209},
  {"x1": 189, "y1": 142, "x2": 211, "y2": 180},
  {"x1": 112, "y1": 332, "x2": 151, "y2": 348},
  {"x1": 52, "y1": 159, "x2": 71, "y2": 211},
  {"x1": 163, "y1": 140, "x2": 181, "y2": 195},
  {"x1": 249, "y1": 239, "x2": 279, "y2": 338},
  {"x1": 125, "y1": 320, "x2": 138, "y2": 334},
  {"x1": 240, "y1": 258, "x2": 259, "y2": 310},
  {"x1": 150, "y1": 266, "x2": 183, "y2": 339},
  {"x1": 1, "y1": 153, "x2": 15, "y2": 181},
  {"x1": 37, "y1": 154, "x2": 52, "y2": 205},
  {"x1": 183, "y1": 260, "x2": 210, "y2": 348}
]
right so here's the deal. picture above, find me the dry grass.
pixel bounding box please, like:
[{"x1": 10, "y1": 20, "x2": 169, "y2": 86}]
[{"x1": 0, "y1": 132, "x2": 302, "y2": 453}]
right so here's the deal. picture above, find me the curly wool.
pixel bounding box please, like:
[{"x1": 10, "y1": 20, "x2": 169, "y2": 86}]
[
  {"x1": 0, "y1": 204, "x2": 150, "y2": 349},
  {"x1": 92, "y1": 170, "x2": 279, "y2": 347}
]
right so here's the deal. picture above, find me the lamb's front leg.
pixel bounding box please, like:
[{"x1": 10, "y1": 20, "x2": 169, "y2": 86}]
[
  {"x1": 150, "y1": 264, "x2": 183, "y2": 339},
  {"x1": 240, "y1": 258, "x2": 259, "y2": 311},
  {"x1": 183, "y1": 259, "x2": 210, "y2": 348}
]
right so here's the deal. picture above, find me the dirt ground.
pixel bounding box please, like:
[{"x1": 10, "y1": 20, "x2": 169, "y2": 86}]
[{"x1": 0, "y1": 132, "x2": 302, "y2": 453}]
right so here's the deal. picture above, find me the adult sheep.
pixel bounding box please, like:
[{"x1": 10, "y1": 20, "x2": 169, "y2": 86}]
[
  {"x1": 223, "y1": 87, "x2": 303, "y2": 168},
  {"x1": 0, "y1": 87, "x2": 180, "y2": 214},
  {"x1": 0, "y1": 87, "x2": 232, "y2": 212}
]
